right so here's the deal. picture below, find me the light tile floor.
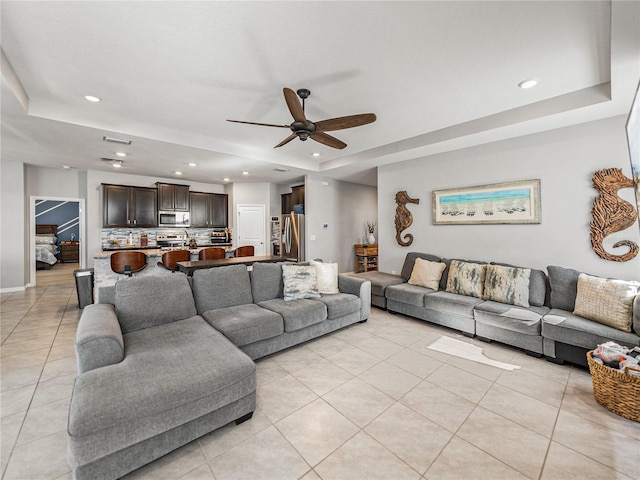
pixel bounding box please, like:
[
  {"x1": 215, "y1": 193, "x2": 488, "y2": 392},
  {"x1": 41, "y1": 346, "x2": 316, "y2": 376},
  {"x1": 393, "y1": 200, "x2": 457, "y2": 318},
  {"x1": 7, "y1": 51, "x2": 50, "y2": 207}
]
[{"x1": 1, "y1": 266, "x2": 639, "y2": 479}]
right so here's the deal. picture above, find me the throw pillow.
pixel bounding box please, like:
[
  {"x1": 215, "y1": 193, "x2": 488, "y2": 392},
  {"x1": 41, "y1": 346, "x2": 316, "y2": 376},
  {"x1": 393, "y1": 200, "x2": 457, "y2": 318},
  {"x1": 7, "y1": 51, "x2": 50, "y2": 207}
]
[
  {"x1": 282, "y1": 264, "x2": 321, "y2": 301},
  {"x1": 445, "y1": 260, "x2": 487, "y2": 298},
  {"x1": 310, "y1": 260, "x2": 339, "y2": 294},
  {"x1": 483, "y1": 264, "x2": 531, "y2": 307},
  {"x1": 573, "y1": 273, "x2": 640, "y2": 333},
  {"x1": 447, "y1": 260, "x2": 487, "y2": 298},
  {"x1": 408, "y1": 258, "x2": 446, "y2": 290}
]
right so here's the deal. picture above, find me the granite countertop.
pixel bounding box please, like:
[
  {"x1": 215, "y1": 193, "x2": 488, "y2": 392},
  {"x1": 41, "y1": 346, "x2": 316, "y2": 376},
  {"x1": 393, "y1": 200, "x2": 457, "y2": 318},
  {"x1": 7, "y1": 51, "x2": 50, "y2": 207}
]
[{"x1": 95, "y1": 245, "x2": 234, "y2": 258}]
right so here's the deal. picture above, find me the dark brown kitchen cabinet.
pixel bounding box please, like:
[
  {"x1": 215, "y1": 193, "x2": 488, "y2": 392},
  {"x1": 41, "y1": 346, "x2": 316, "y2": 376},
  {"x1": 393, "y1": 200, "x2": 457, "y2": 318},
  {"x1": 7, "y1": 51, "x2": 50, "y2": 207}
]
[
  {"x1": 103, "y1": 184, "x2": 158, "y2": 228},
  {"x1": 190, "y1": 192, "x2": 228, "y2": 227},
  {"x1": 157, "y1": 183, "x2": 190, "y2": 211},
  {"x1": 281, "y1": 184, "x2": 304, "y2": 214}
]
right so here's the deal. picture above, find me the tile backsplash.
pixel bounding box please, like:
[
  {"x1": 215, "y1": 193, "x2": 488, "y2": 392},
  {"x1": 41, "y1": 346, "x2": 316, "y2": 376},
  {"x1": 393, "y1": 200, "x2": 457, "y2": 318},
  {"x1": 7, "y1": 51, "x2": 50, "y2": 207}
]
[{"x1": 101, "y1": 228, "x2": 218, "y2": 249}]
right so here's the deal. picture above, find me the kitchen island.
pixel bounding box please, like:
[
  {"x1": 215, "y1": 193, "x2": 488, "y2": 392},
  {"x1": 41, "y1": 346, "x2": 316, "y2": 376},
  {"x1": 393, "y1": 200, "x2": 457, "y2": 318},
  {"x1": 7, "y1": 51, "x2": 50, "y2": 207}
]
[{"x1": 93, "y1": 246, "x2": 234, "y2": 301}]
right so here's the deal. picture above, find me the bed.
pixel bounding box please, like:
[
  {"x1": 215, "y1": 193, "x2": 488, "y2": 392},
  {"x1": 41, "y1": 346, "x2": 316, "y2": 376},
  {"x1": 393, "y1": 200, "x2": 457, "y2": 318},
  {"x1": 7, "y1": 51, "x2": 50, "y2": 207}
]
[{"x1": 36, "y1": 224, "x2": 59, "y2": 270}]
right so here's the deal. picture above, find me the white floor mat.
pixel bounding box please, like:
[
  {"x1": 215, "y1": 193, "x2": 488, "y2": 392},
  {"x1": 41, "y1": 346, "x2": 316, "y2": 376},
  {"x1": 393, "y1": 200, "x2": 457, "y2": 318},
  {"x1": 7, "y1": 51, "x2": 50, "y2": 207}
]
[{"x1": 427, "y1": 336, "x2": 521, "y2": 371}]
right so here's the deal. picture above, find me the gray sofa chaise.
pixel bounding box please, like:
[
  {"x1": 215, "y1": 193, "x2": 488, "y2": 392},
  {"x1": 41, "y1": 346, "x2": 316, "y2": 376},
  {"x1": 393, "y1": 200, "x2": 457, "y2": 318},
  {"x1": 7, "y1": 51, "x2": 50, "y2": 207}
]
[
  {"x1": 354, "y1": 252, "x2": 639, "y2": 365},
  {"x1": 69, "y1": 263, "x2": 370, "y2": 479}
]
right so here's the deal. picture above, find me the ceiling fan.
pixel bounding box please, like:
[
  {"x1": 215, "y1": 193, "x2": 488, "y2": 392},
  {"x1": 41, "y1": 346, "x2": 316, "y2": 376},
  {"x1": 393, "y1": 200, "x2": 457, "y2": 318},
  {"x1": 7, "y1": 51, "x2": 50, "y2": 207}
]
[{"x1": 227, "y1": 88, "x2": 376, "y2": 150}]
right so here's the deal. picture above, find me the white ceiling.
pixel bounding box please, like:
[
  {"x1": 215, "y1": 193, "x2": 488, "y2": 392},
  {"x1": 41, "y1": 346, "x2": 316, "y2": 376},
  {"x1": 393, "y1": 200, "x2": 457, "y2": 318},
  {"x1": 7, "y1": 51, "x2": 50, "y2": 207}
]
[{"x1": 1, "y1": 1, "x2": 639, "y2": 187}]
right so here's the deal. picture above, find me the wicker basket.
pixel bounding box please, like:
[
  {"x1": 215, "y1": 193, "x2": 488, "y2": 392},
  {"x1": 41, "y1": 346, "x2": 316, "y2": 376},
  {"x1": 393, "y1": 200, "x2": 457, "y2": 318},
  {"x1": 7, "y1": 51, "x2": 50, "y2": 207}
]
[{"x1": 586, "y1": 350, "x2": 640, "y2": 422}]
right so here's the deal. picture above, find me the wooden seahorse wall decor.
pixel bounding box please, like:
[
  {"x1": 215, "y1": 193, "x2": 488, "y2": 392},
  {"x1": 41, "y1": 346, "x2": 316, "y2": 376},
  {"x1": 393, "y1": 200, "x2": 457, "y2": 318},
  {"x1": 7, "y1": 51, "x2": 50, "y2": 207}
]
[
  {"x1": 590, "y1": 168, "x2": 639, "y2": 262},
  {"x1": 395, "y1": 191, "x2": 420, "y2": 246}
]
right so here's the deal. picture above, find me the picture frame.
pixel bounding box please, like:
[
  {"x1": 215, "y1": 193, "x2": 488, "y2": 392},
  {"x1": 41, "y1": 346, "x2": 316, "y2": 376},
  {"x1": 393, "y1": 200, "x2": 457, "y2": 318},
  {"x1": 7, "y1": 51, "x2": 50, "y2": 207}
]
[{"x1": 432, "y1": 179, "x2": 541, "y2": 225}]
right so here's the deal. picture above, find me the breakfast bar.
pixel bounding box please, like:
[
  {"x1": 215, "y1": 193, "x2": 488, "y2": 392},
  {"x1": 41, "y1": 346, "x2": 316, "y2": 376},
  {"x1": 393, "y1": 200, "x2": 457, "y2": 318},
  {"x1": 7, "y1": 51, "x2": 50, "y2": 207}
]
[{"x1": 177, "y1": 255, "x2": 287, "y2": 275}]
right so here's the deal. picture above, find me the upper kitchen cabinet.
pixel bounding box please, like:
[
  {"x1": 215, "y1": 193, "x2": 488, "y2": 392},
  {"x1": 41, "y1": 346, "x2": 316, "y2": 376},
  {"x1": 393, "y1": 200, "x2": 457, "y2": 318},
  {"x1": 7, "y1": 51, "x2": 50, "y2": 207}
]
[
  {"x1": 281, "y1": 184, "x2": 304, "y2": 214},
  {"x1": 190, "y1": 192, "x2": 228, "y2": 227},
  {"x1": 157, "y1": 183, "x2": 190, "y2": 211},
  {"x1": 103, "y1": 184, "x2": 158, "y2": 228}
]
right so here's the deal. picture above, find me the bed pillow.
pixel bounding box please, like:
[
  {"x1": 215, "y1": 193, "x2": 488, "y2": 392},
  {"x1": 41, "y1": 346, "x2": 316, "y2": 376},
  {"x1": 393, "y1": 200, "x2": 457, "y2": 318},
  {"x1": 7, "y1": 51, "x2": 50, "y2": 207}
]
[
  {"x1": 408, "y1": 258, "x2": 446, "y2": 290},
  {"x1": 573, "y1": 273, "x2": 640, "y2": 333},
  {"x1": 310, "y1": 260, "x2": 339, "y2": 294},
  {"x1": 282, "y1": 264, "x2": 321, "y2": 301},
  {"x1": 483, "y1": 264, "x2": 531, "y2": 307},
  {"x1": 445, "y1": 260, "x2": 487, "y2": 298},
  {"x1": 35, "y1": 235, "x2": 57, "y2": 245}
]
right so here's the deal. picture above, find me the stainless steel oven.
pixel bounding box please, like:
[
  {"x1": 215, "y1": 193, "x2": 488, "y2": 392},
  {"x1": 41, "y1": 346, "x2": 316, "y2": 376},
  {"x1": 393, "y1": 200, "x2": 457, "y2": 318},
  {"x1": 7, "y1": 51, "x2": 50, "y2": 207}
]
[{"x1": 158, "y1": 211, "x2": 190, "y2": 227}]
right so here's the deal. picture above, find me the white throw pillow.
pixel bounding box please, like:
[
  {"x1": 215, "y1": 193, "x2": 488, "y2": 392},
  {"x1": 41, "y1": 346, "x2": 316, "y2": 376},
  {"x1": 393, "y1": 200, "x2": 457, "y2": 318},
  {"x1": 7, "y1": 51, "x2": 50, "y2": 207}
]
[
  {"x1": 408, "y1": 258, "x2": 446, "y2": 290},
  {"x1": 310, "y1": 260, "x2": 339, "y2": 294},
  {"x1": 573, "y1": 273, "x2": 640, "y2": 333},
  {"x1": 282, "y1": 264, "x2": 320, "y2": 301}
]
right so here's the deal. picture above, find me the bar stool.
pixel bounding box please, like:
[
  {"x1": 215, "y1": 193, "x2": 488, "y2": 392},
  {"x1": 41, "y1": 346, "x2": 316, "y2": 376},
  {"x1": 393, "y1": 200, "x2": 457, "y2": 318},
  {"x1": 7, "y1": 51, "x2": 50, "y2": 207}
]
[
  {"x1": 198, "y1": 247, "x2": 226, "y2": 260},
  {"x1": 233, "y1": 245, "x2": 254, "y2": 257},
  {"x1": 110, "y1": 251, "x2": 147, "y2": 277},
  {"x1": 157, "y1": 249, "x2": 191, "y2": 272}
]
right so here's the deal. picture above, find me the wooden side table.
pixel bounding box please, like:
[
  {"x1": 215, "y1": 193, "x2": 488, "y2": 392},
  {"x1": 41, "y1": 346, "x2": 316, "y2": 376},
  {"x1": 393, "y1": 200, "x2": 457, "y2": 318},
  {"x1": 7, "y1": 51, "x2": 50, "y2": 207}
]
[
  {"x1": 60, "y1": 241, "x2": 79, "y2": 263},
  {"x1": 354, "y1": 244, "x2": 378, "y2": 272}
]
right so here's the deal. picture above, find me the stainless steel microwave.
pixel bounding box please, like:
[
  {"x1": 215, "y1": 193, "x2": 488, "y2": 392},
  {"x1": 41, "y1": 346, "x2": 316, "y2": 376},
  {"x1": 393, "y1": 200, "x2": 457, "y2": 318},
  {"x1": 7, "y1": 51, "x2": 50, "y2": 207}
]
[{"x1": 158, "y1": 211, "x2": 190, "y2": 227}]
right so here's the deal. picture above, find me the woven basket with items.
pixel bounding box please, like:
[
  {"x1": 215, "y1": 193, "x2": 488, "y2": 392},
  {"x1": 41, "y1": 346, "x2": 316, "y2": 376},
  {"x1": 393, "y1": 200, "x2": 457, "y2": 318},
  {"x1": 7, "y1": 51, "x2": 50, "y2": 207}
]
[{"x1": 587, "y1": 344, "x2": 640, "y2": 422}]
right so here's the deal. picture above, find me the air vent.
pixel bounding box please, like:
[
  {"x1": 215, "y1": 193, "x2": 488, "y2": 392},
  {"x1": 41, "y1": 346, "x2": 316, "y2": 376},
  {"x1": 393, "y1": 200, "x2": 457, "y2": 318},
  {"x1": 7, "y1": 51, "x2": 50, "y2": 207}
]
[
  {"x1": 101, "y1": 157, "x2": 125, "y2": 168},
  {"x1": 273, "y1": 167, "x2": 290, "y2": 172},
  {"x1": 102, "y1": 136, "x2": 132, "y2": 145}
]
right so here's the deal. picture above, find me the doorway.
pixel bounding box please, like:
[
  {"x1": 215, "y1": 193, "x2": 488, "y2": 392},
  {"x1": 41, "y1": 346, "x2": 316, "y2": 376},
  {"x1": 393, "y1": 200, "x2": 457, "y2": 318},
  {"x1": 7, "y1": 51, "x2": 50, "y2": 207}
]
[
  {"x1": 30, "y1": 196, "x2": 86, "y2": 287},
  {"x1": 236, "y1": 204, "x2": 266, "y2": 256}
]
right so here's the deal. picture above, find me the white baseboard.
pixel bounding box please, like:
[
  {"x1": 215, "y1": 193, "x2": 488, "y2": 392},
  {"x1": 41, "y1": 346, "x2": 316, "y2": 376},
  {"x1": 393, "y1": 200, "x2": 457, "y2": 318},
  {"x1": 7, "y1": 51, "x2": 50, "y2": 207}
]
[{"x1": 0, "y1": 285, "x2": 27, "y2": 293}]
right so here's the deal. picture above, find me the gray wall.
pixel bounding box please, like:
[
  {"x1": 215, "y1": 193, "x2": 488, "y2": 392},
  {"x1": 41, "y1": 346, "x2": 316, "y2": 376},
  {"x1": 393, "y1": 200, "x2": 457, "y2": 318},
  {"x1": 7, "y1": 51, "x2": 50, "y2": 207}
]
[
  {"x1": 378, "y1": 115, "x2": 640, "y2": 281},
  {"x1": 306, "y1": 174, "x2": 377, "y2": 272},
  {"x1": 1, "y1": 160, "x2": 26, "y2": 290}
]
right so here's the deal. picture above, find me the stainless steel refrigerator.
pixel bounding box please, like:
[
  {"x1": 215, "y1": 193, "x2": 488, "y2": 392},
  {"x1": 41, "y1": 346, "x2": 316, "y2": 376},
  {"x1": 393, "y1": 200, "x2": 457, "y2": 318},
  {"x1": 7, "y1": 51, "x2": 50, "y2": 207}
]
[{"x1": 280, "y1": 213, "x2": 305, "y2": 262}]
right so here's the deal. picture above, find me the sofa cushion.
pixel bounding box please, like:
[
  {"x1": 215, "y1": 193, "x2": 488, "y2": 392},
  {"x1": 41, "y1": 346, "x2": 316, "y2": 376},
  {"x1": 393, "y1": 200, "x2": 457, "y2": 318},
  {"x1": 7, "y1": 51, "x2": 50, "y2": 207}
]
[
  {"x1": 312, "y1": 293, "x2": 361, "y2": 320},
  {"x1": 282, "y1": 264, "x2": 321, "y2": 301},
  {"x1": 423, "y1": 291, "x2": 484, "y2": 318},
  {"x1": 542, "y1": 308, "x2": 640, "y2": 350},
  {"x1": 483, "y1": 264, "x2": 531, "y2": 307},
  {"x1": 401, "y1": 252, "x2": 442, "y2": 281},
  {"x1": 408, "y1": 258, "x2": 446, "y2": 290},
  {"x1": 349, "y1": 271, "x2": 405, "y2": 297},
  {"x1": 474, "y1": 301, "x2": 547, "y2": 336},
  {"x1": 547, "y1": 265, "x2": 581, "y2": 311},
  {"x1": 114, "y1": 275, "x2": 197, "y2": 334},
  {"x1": 310, "y1": 260, "x2": 339, "y2": 294},
  {"x1": 491, "y1": 262, "x2": 547, "y2": 307},
  {"x1": 572, "y1": 273, "x2": 639, "y2": 333},
  {"x1": 385, "y1": 283, "x2": 432, "y2": 307},
  {"x1": 69, "y1": 316, "x2": 256, "y2": 437},
  {"x1": 202, "y1": 304, "x2": 284, "y2": 347},
  {"x1": 258, "y1": 298, "x2": 327, "y2": 332},
  {"x1": 445, "y1": 260, "x2": 487, "y2": 298},
  {"x1": 250, "y1": 262, "x2": 283, "y2": 303},
  {"x1": 193, "y1": 264, "x2": 253, "y2": 314}
]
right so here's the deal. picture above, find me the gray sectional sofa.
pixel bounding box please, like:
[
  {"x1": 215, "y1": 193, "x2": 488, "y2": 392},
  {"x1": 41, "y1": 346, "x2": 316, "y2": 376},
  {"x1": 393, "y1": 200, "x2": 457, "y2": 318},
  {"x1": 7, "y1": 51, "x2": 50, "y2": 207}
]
[
  {"x1": 69, "y1": 263, "x2": 370, "y2": 480},
  {"x1": 354, "y1": 252, "x2": 639, "y2": 364}
]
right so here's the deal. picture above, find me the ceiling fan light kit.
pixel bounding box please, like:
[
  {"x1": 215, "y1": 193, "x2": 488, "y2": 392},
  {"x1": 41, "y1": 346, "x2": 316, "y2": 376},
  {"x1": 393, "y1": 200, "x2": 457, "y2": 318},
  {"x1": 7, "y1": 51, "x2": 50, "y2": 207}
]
[{"x1": 228, "y1": 87, "x2": 376, "y2": 149}]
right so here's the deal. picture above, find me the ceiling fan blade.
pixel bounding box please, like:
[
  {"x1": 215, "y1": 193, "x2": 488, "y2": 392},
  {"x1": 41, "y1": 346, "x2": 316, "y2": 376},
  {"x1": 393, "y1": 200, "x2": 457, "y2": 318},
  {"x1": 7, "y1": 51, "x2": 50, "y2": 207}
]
[
  {"x1": 227, "y1": 119, "x2": 290, "y2": 128},
  {"x1": 310, "y1": 132, "x2": 347, "y2": 150},
  {"x1": 283, "y1": 88, "x2": 307, "y2": 123},
  {"x1": 274, "y1": 133, "x2": 298, "y2": 148},
  {"x1": 315, "y1": 113, "x2": 377, "y2": 132}
]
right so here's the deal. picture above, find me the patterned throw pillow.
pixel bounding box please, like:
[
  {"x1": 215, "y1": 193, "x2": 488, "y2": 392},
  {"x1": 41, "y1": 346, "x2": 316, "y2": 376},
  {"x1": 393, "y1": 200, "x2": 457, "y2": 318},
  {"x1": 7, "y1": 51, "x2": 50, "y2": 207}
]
[
  {"x1": 408, "y1": 258, "x2": 446, "y2": 290},
  {"x1": 445, "y1": 260, "x2": 487, "y2": 298},
  {"x1": 483, "y1": 264, "x2": 531, "y2": 307},
  {"x1": 573, "y1": 273, "x2": 640, "y2": 333},
  {"x1": 310, "y1": 260, "x2": 339, "y2": 294},
  {"x1": 282, "y1": 264, "x2": 321, "y2": 301}
]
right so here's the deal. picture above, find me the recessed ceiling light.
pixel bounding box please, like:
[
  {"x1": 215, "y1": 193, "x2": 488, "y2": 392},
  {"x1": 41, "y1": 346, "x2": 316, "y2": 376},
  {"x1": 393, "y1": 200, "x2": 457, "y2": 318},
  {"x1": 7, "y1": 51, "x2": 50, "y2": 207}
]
[
  {"x1": 112, "y1": 161, "x2": 122, "y2": 168},
  {"x1": 518, "y1": 78, "x2": 539, "y2": 89},
  {"x1": 312, "y1": 152, "x2": 321, "y2": 157},
  {"x1": 242, "y1": 171, "x2": 249, "y2": 175},
  {"x1": 116, "y1": 152, "x2": 127, "y2": 157},
  {"x1": 223, "y1": 177, "x2": 230, "y2": 182},
  {"x1": 84, "y1": 95, "x2": 101, "y2": 102},
  {"x1": 188, "y1": 162, "x2": 197, "y2": 167},
  {"x1": 175, "y1": 171, "x2": 182, "y2": 175},
  {"x1": 62, "y1": 165, "x2": 71, "y2": 169}
]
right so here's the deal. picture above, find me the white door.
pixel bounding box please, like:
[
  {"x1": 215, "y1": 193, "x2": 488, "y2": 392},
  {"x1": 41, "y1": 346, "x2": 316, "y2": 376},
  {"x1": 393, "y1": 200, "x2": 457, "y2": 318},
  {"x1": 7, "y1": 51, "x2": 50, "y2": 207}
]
[{"x1": 236, "y1": 204, "x2": 266, "y2": 255}]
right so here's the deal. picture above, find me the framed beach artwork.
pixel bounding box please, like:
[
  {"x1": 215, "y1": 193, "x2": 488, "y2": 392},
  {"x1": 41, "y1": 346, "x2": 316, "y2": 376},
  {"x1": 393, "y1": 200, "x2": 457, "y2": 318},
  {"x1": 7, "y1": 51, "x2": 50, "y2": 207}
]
[{"x1": 432, "y1": 179, "x2": 541, "y2": 225}]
